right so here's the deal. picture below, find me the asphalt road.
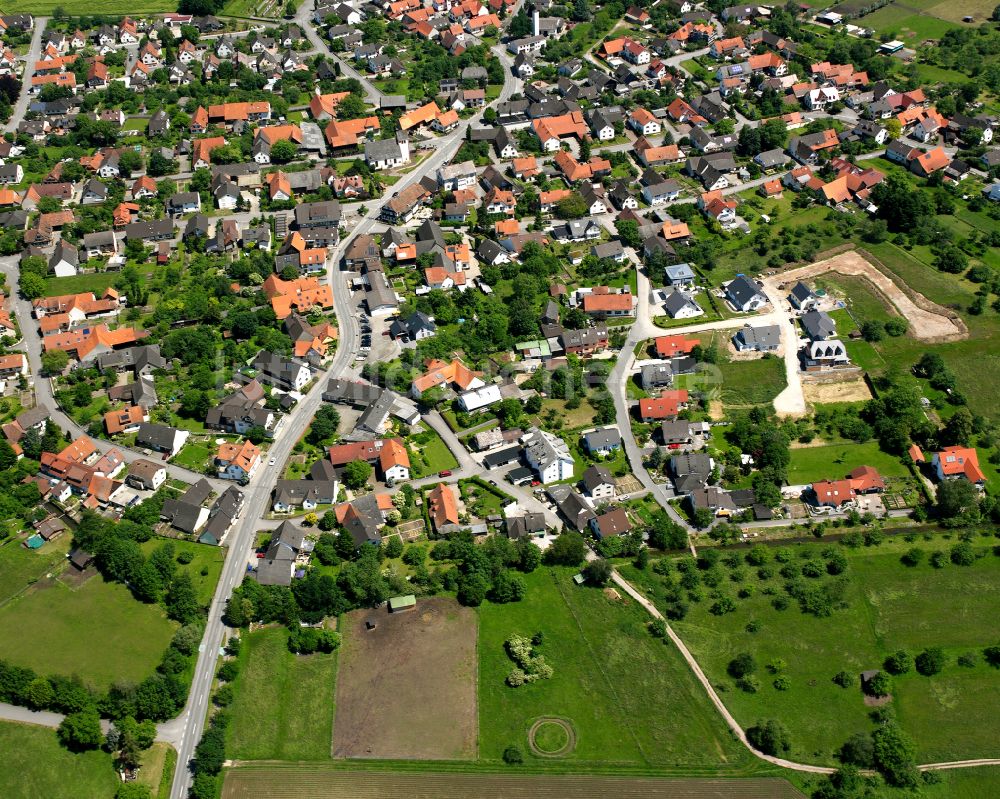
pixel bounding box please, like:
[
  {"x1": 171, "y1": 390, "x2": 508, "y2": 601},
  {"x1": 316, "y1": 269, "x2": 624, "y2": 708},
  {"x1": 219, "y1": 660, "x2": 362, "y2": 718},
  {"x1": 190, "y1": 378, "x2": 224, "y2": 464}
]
[
  {"x1": 3, "y1": 19, "x2": 45, "y2": 135},
  {"x1": 168, "y1": 22, "x2": 521, "y2": 799}
]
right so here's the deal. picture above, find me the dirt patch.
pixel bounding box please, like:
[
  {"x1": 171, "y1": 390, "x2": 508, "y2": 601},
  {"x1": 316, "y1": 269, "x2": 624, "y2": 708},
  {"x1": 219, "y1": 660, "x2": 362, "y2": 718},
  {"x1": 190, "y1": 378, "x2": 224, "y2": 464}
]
[
  {"x1": 864, "y1": 694, "x2": 893, "y2": 707},
  {"x1": 222, "y1": 769, "x2": 807, "y2": 799},
  {"x1": 602, "y1": 587, "x2": 622, "y2": 602},
  {"x1": 708, "y1": 400, "x2": 724, "y2": 421},
  {"x1": 332, "y1": 596, "x2": 477, "y2": 761},
  {"x1": 802, "y1": 378, "x2": 873, "y2": 405},
  {"x1": 774, "y1": 250, "x2": 965, "y2": 342}
]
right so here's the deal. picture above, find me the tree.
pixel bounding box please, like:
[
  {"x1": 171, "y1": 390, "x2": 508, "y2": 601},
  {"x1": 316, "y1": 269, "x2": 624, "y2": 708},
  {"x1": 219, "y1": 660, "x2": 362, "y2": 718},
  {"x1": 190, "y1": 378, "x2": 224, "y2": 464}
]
[
  {"x1": 269, "y1": 139, "x2": 298, "y2": 163},
  {"x1": 19, "y1": 273, "x2": 45, "y2": 299},
  {"x1": 935, "y1": 478, "x2": 978, "y2": 520},
  {"x1": 555, "y1": 192, "x2": 588, "y2": 219},
  {"x1": 496, "y1": 397, "x2": 524, "y2": 427},
  {"x1": 166, "y1": 573, "x2": 200, "y2": 623},
  {"x1": 544, "y1": 531, "x2": 586, "y2": 566},
  {"x1": 503, "y1": 745, "x2": 524, "y2": 764},
  {"x1": 384, "y1": 536, "x2": 404, "y2": 559},
  {"x1": 884, "y1": 650, "x2": 912, "y2": 675},
  {"x1": 490, "y1": 570, "x2": 526, "y2": 603},
  {"x1": 517, "y1": 539, "x2": 541, "y2": 572},
  {"x1": 941, "y1": 407, "x2": 974, "y2": 446},
  {"x1": 147, "y1": 150, "x2": 176, "y2": 177},
  {"x1": 58, "y1": 710, "x2": 104, "y2": 751},
  {"x1": 582, "y1": 558, "x2": 612, "y2": 585},
  {"x1": 692, "y1": 507, "x2": 715, "y2": 529},
  {"x1": 915, "y1": 647, "x2": 946, "y2": 675},
  {"x1": 746, "y1": 719, "x2": 791, "y2": 756},
  {"x1": 838, "y1": 732, "x2": 875, "y2": 768},
  {"x1": 457, "y1": 571, "x2": 490, "y2": 606},
  {"x1": 343, "y1": 459, "x2": 372, "y2": 489},
  {"x1": 872, "y1": 723, "x2": 919, "y2": 787}
]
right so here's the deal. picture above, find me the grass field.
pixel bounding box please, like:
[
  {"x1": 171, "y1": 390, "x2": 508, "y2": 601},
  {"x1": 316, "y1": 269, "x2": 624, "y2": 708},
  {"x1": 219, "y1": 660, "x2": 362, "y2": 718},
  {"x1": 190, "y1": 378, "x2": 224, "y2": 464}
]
[
  {"x1": 140, "y1": 538, "x2": 224, "y2": 606},
  {"x1": 0, "y1": 720, "x2": 119, "y2": 799},
  {"x1": 334, "y1": 597, "x2": 477, "y2": 760},
  {"x1": 717, "y1": 356, "x2": 787, "y2": 408},
  {"x1": 786, "y1": 441, "x2": 909, "y2": 484},
  {"x1": 478, "y1": 567, "x2": 750, "y2": 771},
  {"x1": 227, "y1": 627, "x2": 338, "y2": 761},
  {"x1": 623, "y1": 534, "x2": 1000, "y2": 764},
  {"x1": 43, "y1": 272, "x2": 120, "y2": 297},
  {"x1": 0, "y1": 536, "x2": 70, "y2": 606},
  {"x1": 0, "y1": 574, "x2": 176, "y2": 689},
  {"x1": 860, "y1": 4, "x2": 959, "y2": 42},
  {"x1": 222, "y1": 768, "x2": 806, "y2": 798}
]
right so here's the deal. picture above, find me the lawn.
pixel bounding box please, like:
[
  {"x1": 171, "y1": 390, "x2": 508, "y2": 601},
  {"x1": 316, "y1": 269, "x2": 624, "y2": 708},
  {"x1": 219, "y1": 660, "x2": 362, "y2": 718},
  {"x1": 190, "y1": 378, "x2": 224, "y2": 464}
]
[
  {"x1": 0, "y1": 721, "x2": 119, "y2": 799},
  {"x1": 622, "y1": 534, "x2": 1000, "y2": 765},
  {"x1": 786, "y1": 441, "x2": 910, "y2": 484},
  {"x1": 0, "y1": 536, "x2": 70, "y2": 605},
  {"x1": 408, "y1": 426, "x2": 459, "y2": 478},
  {"x1": 171, "y1": 440, "x2": 216, "y2": 473},
  {"x1": 43, "y1": 272, "x2": 120, "y2": 297},
  {"x1": 140, "y1": 538, "x2": 224, "y2": 606},
  {"x1": 478, "y1": 567, "x2": 752, "y2": 772},
  {"x1": 221, "y1": 0, "x2": 280, "y2": 16},
  {"x1": 227, "y1": 627, "x2": 338, "y2": 761},
  {"x1": 0, "y1": 574, "x2": 176, "y2": 689}
]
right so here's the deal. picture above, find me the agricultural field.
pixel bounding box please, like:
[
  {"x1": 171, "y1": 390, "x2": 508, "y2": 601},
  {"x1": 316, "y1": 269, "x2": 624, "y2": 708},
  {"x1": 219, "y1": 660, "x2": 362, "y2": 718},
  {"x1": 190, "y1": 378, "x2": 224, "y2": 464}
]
[
  {"x1": 13, "y1": 0, "x2": 170, "y2": 13},
  {"x1": 227, "y1": 627, "x2": 338, "y2": 761},
  {"x1": 222, "y1": 767, "x2": 806, "y2": 799},
  {"x1": 0, "y1": 720, "x2": 118, "y2": 799},
  {"x1": 333, "y1": 596, "x2": 477, "y2": 760},
  {"x1": 478, "y1": 567, "x2": 751, "y2": 771},
  {"x1": 623, "y1": 534, "x2": 1000, "y2": 764},
  {"x1": 0, "y1": 573, "x2": 176, "y2": 689},
  {"x1": 786, "y1": 441, "x2": 910, "y2": 484}
]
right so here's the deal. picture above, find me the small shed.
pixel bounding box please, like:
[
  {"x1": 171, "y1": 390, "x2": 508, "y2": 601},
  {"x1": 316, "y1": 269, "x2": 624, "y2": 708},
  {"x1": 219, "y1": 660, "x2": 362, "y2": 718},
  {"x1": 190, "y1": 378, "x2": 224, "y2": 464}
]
[
  {"x1": 572, "y1": 573, "x2": 586, "y2": 585},
  {"x1": 388, "y1": 594, "x2": 416, "y2": 613}
]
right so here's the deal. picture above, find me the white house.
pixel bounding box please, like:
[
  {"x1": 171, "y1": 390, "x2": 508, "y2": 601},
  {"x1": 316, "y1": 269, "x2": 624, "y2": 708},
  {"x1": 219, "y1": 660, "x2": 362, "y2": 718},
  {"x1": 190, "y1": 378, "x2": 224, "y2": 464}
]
[
  {"x1": 215, "y1": 439, "x2": 262, "y2": 482},
  {"x1": 523, "y1": 427, "x2": 575, "y2": 484},
  {"x1": 458, "y1": 384, "x2": 503, "y2": 412}
]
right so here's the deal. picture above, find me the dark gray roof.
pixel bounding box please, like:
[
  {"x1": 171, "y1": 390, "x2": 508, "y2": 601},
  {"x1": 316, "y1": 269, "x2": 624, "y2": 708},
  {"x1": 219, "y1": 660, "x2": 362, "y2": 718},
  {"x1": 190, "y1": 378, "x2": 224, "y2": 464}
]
[{"x1": 801, "y1": 309, "x2": 836, "y2": 340}]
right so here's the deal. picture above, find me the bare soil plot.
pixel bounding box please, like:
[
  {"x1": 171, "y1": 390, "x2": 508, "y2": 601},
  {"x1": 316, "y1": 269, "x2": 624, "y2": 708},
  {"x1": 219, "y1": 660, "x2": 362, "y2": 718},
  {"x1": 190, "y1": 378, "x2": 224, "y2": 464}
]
[
  {"x1": 222, "y1": 768, "x2": 805, "y2": 799},
  {"x1": 332, "y1": 597, "x2": 477, "y2": 760},
  {"x1": 776, "y1": 251, "x2": 965, "y2": 342},
  {"x1": 801, "y1": 378, "x2": 873, "y2": 405}
]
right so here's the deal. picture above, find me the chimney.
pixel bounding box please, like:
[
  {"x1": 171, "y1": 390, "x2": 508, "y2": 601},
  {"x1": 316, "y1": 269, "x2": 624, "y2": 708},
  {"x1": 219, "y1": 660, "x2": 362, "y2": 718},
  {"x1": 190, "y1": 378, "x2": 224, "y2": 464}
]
[{"x1": 533, "y1": 8, "x2": 540, "y2": 36}]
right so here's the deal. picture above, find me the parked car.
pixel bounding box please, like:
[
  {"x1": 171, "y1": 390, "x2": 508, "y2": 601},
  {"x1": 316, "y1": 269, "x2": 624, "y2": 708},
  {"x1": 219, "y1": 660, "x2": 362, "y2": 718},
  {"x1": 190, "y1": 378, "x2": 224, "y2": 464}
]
[{"x1": 438, "y1": 470, "x2": 452, "y2": 477}]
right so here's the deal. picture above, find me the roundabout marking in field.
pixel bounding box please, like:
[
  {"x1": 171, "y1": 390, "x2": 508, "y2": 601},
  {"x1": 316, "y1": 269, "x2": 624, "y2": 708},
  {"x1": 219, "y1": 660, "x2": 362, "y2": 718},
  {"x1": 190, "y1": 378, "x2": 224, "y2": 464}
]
[{"x1": 527, "y1": 717, "x2": 576, "y2": 757}]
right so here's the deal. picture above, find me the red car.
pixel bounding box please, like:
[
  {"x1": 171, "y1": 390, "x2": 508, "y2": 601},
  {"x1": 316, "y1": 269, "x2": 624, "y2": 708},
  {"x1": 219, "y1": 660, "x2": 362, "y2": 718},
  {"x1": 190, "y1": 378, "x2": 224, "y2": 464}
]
[
  {"x1": 668, "y1": 443, "x2": 681, "y2": 449},
  {"x1": 438, "y1": 470, "x2": 452, "y2": 477},
  {"x1": 530, "y1": 480, "x2": 541, "y2": 487}
]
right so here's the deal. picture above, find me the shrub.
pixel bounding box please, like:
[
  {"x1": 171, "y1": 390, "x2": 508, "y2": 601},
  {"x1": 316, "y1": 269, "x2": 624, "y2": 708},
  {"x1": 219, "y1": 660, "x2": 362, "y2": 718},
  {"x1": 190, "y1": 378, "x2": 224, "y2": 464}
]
[
  {"x1": 833, "y1": 671, "x2": 855, "y2": 688},
  {"x1": 176, "y1": 550, "x2": 194, "y2": 565},
  {"x1": 884, "y1": 650, "x2": 912, "y2": 675},
  {"x1": 864, "y1": 671, "x2": 892, "y2": 697},
  {"x1": 503, "y1": 745, "x2": 523, "y2": 764},
  {"x1": 728, "y1": 652, "x2": 757, "y2": 679},
  {"x1": 950, "y1": 541, "x2": 976, "y2": 566},
  {"x1": 900, "y1": 547, "x2": 924, "y2": 567},
  {"x1": 915, "y1": 647, "x2": 946, "y2": 676},
  {"x1": 746, "y1": 719, "x2": 791, "y2": 756},
  {"x1": 839, "y1": 731, "x2": 875, "y2": 768},
  {"x1": 773, "y1": 675, "x2": 790, "y2": 691}
]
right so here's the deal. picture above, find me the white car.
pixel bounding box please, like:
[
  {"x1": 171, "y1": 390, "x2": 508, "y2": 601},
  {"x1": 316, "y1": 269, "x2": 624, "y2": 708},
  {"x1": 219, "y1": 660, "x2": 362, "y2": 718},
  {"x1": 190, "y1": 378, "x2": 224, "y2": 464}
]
[{"x1": 269, "y1": 457, "x2": 276, "y2": 466}]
